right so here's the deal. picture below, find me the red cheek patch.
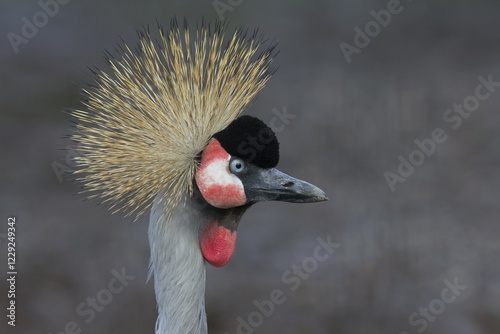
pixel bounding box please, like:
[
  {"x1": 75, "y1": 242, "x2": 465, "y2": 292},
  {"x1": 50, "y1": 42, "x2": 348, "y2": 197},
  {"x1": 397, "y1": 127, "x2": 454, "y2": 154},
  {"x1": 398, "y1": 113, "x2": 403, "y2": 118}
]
[
  {"x1": 201, "y1": 220, "x2": 237, "y2": 267},
  {"x1": 199, "y1": 138, "x2": 230, "y2": 164},
  {"x1": 201, "y1": 184, "x2": 245, "y2": 208},
  {"x1": 195, "y1": 139, "x2": 247, "y2": 208}
]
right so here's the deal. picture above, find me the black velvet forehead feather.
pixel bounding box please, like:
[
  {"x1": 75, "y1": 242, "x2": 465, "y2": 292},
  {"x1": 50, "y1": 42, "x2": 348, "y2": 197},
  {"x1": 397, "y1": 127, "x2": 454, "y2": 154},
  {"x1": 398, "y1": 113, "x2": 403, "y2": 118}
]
[{"x1": 213, "y1": 115, "x2": 279, "y2": 168}]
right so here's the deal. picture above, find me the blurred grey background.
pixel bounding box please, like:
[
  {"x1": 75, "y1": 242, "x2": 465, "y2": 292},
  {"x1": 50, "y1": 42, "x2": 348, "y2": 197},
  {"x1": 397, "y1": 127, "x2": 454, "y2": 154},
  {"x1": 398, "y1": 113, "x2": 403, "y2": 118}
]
[{"x1": 1, "y1": 0, "x2": 500, "y2": 333}]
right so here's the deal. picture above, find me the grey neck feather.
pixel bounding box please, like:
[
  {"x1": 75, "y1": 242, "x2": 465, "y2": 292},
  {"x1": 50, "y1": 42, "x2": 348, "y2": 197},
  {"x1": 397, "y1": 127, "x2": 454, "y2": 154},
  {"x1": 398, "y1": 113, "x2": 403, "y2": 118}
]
[
  {"x1": 148, "y1": 193, "x2": 208, "y2": 334},
  {"x1": 148, "y1": 189, "x2": 250, "y2": 334}
]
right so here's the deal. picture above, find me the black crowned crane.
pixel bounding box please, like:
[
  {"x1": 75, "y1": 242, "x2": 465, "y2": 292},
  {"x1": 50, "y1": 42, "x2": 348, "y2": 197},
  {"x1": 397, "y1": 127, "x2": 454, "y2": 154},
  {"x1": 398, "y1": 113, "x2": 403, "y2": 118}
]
[{"x1": 70, "y1": 20, "x2": 327, "y2": 334}]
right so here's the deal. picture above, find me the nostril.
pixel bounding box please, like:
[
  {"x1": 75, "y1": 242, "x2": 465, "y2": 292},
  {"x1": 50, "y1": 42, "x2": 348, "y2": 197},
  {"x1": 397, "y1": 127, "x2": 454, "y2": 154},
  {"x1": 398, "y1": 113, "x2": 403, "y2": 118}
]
[{"x1": 282, "y1": 181, "x2": 294, "y2": 187}]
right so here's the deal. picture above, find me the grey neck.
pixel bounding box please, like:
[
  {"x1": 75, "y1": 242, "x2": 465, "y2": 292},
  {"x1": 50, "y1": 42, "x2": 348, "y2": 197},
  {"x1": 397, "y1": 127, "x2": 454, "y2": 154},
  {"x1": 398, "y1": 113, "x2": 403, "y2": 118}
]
[
  {"x1": 148, "y1": 194, "x2": 208, "y2": 334},
  {"x1": 148, "y1": 189, "x2": 250, "y2": 334}
]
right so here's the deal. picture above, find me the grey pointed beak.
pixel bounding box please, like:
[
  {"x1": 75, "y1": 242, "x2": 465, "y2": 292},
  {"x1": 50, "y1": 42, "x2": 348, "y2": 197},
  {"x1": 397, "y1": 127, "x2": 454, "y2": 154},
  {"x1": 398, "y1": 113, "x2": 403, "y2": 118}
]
[{"x1": 241, "y1": 167, "x2": 328, "y2": 203}]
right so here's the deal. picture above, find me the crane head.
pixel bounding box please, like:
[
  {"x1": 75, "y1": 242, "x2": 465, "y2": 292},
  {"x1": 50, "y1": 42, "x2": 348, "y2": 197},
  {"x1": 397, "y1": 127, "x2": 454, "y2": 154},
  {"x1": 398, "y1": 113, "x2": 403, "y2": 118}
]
[
  {"x1": 196, "y1": 115, "x2": 327, "y2": 208},
  {"x1": 195, "y1": 115, "x2": 327, "y2": 267}
]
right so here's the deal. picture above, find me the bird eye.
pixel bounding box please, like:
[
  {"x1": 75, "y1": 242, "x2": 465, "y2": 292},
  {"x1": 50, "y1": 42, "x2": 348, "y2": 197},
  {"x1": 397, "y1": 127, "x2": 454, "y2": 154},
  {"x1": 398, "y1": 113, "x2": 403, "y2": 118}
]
[{"x1": 229, "y1": 158, "x2": 246, "y2": 174}]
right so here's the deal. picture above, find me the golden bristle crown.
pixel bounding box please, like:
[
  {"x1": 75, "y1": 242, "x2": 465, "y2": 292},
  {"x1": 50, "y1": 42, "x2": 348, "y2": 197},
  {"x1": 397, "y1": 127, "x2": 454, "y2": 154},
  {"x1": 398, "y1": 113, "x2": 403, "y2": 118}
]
[{"x1": 70, "y1": 20, "x2": 277, "y2": 218}]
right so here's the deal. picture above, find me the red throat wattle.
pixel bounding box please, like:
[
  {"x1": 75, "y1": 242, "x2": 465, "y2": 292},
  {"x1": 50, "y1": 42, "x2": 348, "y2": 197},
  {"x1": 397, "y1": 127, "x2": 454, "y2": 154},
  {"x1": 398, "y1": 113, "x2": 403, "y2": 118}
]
[{"x1": 200, "y1": 220, "x2": 237, "y2": 267}]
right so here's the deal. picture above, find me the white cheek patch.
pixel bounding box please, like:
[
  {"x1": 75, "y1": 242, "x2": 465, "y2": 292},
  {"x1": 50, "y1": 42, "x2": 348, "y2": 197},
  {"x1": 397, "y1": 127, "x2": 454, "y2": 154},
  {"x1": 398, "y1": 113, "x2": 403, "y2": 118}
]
[
  {"x1": 199, "y1": 158, "x2": 239, "y2": 186},
  {"x1": 196, "y1": 157, "x2": 246, "y2": 208}
]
